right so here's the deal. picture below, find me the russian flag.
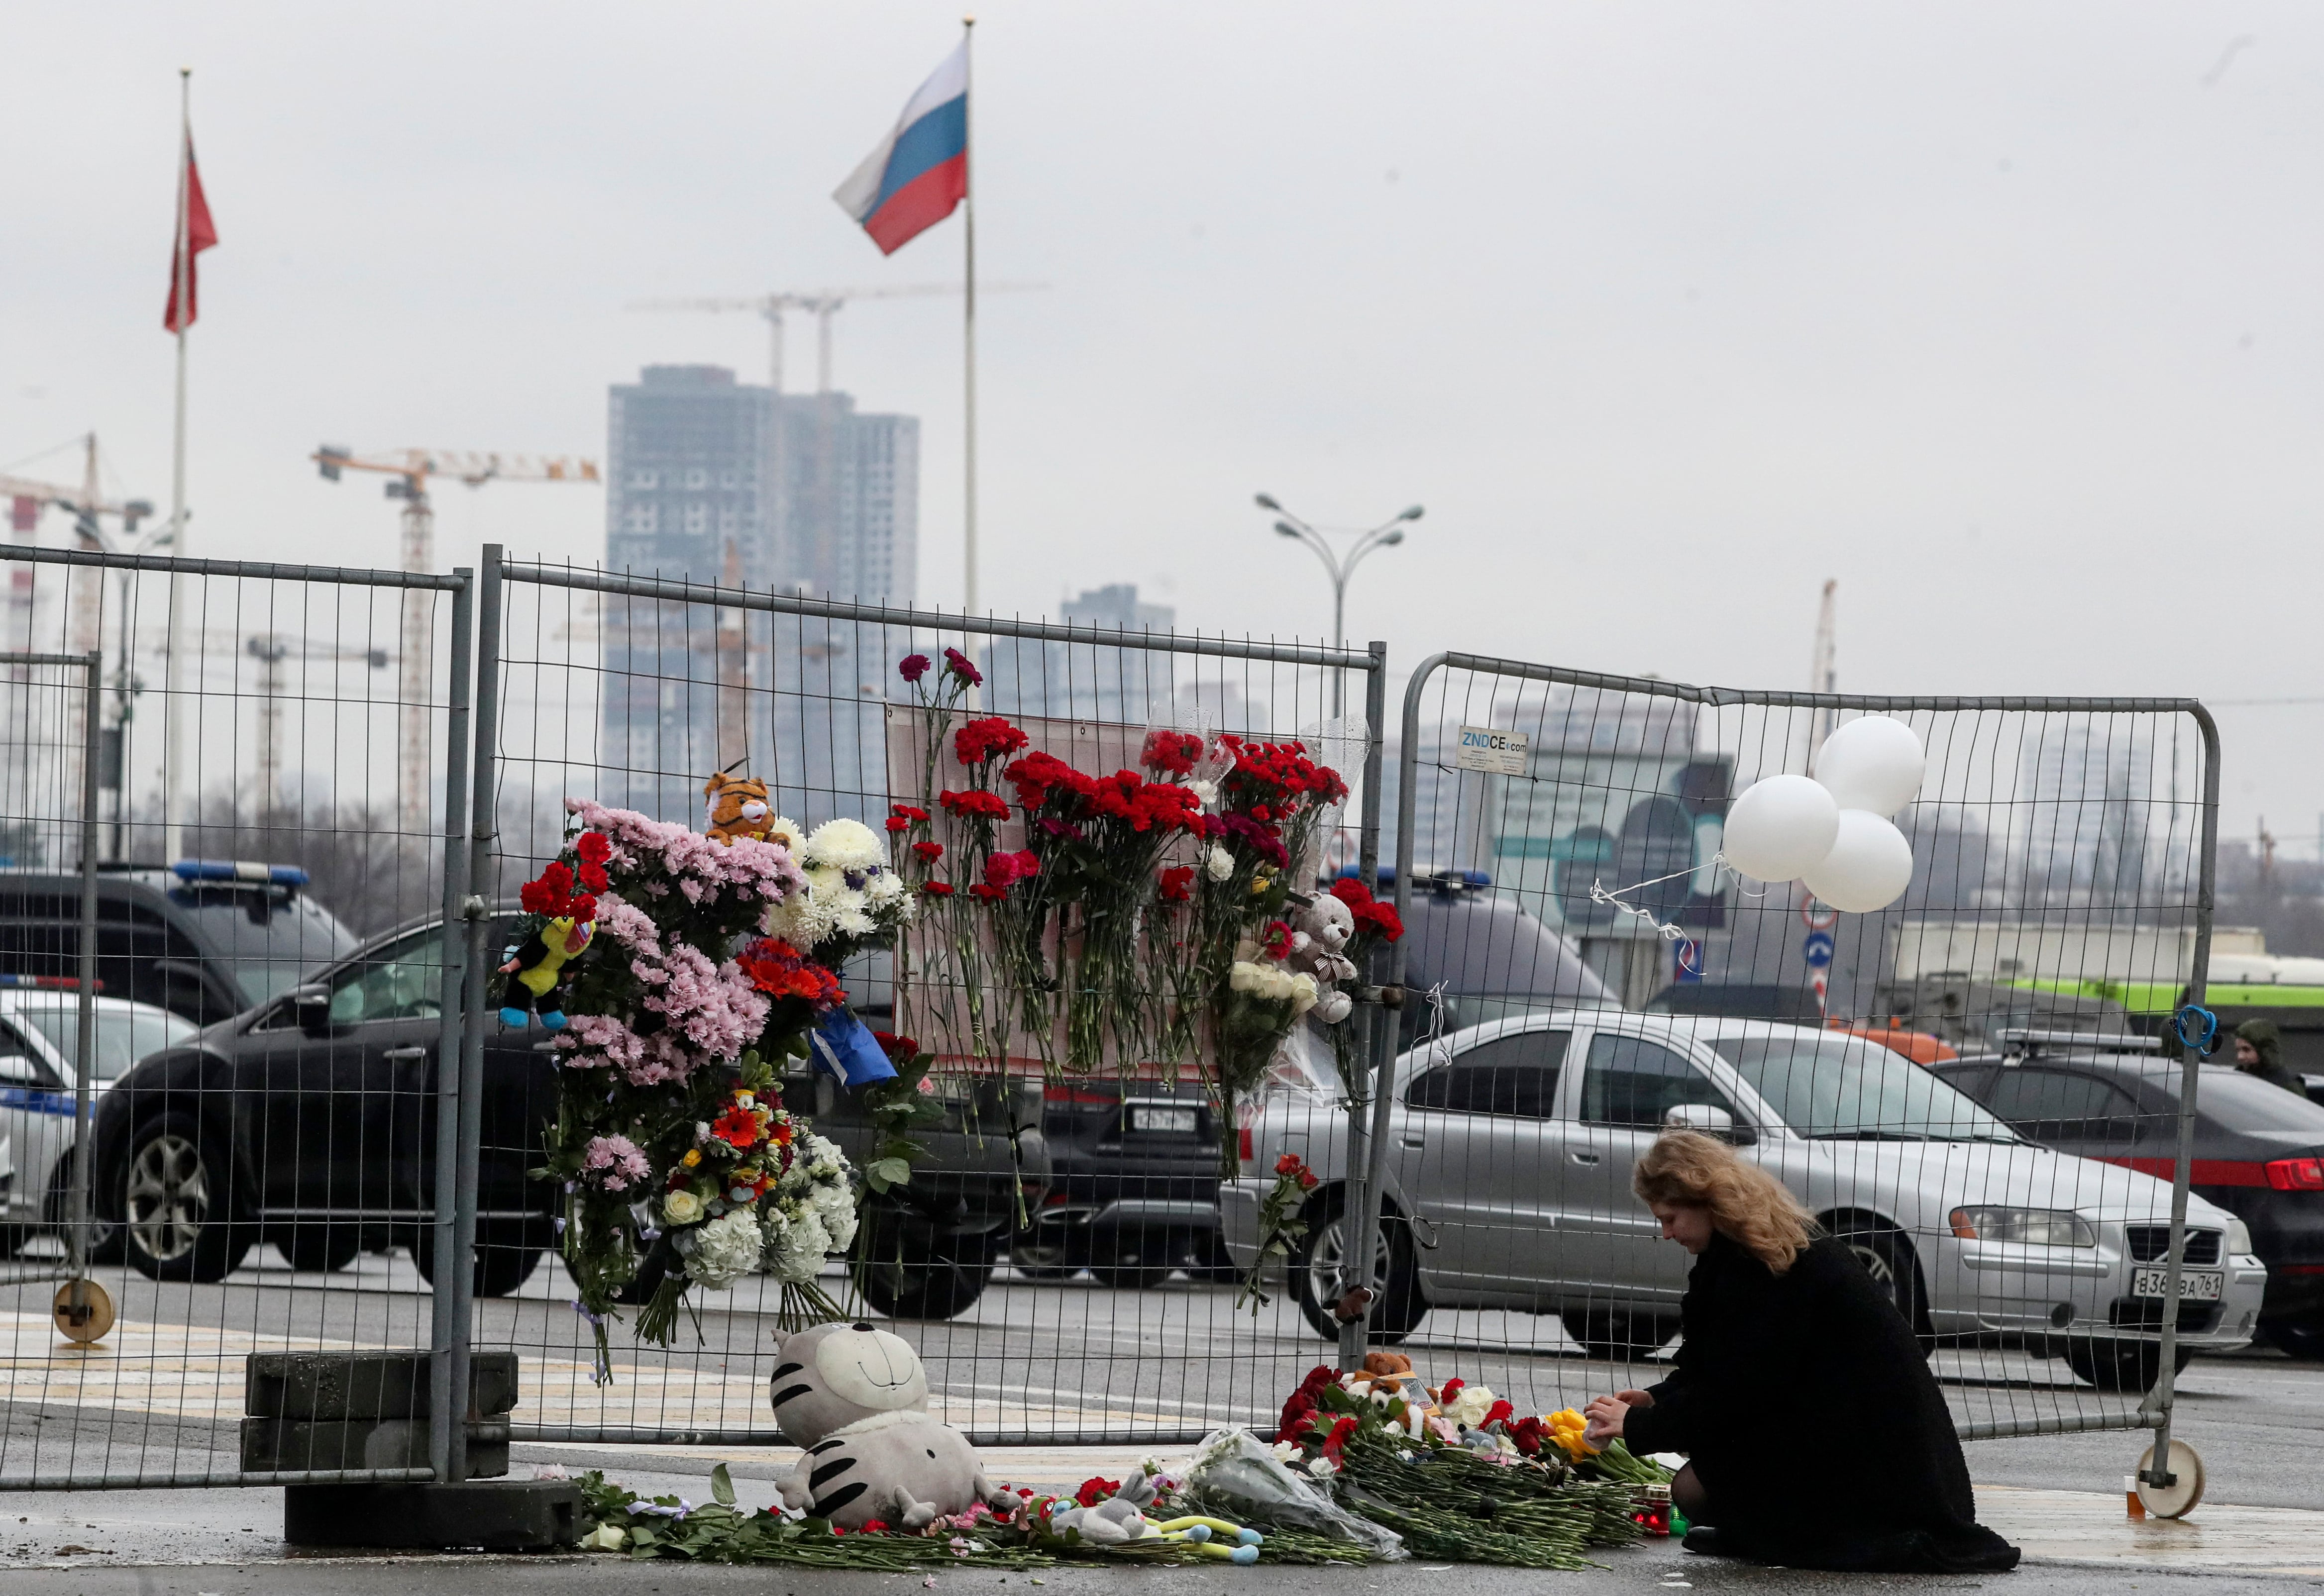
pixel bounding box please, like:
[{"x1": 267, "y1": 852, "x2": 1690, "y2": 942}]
[{"x1": 833, "y1": 41, "x2": 968, "y2": 256}]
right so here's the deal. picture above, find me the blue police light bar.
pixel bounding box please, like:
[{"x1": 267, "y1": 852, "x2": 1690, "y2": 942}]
[
  {"x1": 0, "y1": 974, "x2": 103, "y2": 991},
  {"x1": 171, "y1": 859, "x2": 311, "y2": 889}
]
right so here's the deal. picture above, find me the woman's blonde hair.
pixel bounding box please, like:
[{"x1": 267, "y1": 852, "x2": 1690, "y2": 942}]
[{"x1": 1633, "y1": 1129, "x2": 1819, "y2": 1274}]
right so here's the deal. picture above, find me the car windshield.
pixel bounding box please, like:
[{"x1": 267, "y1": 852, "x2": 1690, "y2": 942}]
[
  {"x1": 166, "y1": 888, "x2": 360, "y2": 1004},
  {"x1": 1708, "y1": 1030, "x2": 2022, "y2": 1142},
  {"x1": 16, "y1": 1001, "x2": 198, "y2": 1082}
]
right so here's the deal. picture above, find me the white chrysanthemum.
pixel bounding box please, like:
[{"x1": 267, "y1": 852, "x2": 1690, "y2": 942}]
[
  {"x1": 680, "y1": 1206, "x2": 764, "y2": 1289},
  {"x1": 804, "y1": 817, "x2": 886, "y2": 872},
  {"x1": 865, "y1": 869, "x2": 906, "y2": 905}
]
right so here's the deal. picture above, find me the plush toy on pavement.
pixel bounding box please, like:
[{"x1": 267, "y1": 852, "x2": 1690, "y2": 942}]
[
  {"x1": 704, "y1": 769, "x2": 781, "y2": 846},
  {"x1": 769, "y1": 1320, "x2": 1011, "y2": 1530}
]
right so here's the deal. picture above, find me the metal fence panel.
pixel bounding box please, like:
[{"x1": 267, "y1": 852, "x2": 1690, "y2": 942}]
[
  {"x1": 0, "y1": 545, "x2": 467, "y2": 1488},
  {"x1": 1265, "y1": 654, "x2": 2230, "y2": 1457},
  {"x1": 476, "y1": 551, "x2": 1388, "y2": 1446}
]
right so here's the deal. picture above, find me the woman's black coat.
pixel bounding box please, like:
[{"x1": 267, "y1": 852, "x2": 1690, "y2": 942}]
[{"x1": 1621, "y1": 1231, "x2": 2020, "y2": 1572}]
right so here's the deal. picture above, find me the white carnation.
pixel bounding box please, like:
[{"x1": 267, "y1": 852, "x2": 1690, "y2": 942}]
[
  {"x1": 804, "y1": 817, "x2": 886, "y2": 872},
  {"x1": 1205, "y1": 846, "x2": 1235, "y2": 882},
  {"x1": 679, "y1": 1206, "x2": 764, "y2": 1289}
]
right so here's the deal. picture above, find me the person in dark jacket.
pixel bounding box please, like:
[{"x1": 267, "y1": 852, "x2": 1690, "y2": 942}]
[
  {"x1": 2232, "y1": 1019, "x2": 2309, "y2": 1098},
  {"x1": 1582, "y1": 1130, "x2": 2019, "y2": 1573}
]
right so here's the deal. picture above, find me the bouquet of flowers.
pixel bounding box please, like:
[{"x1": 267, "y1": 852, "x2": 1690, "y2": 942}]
[
  {"x1": 758, "y1": 816, "x2": 915, "y2": 970},
  {"x1": 531, "y1": 798, "x2": 872, "y2": 1372}
]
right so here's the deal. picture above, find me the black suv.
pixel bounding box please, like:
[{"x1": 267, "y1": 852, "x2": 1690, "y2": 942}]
[
  {"x1": 91, "y1": 911, "x2": 1045, "y2": 1316},
  {"x1": 0, "y1": 861, "x2": 358, "y2": 1024},
  {"x1": 1933, "y1": 1037, "x2": 2324, "y2": 1359}
]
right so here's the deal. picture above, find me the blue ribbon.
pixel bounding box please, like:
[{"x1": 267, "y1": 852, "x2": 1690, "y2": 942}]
[{"x1": 2173, "y1": 1003, "x2": 2219, "y2": 1058}]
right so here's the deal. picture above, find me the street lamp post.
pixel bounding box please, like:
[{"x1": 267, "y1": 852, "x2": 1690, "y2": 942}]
[{"x1": 1255, "y1": 493, "x2": 1421, "y2": 716}]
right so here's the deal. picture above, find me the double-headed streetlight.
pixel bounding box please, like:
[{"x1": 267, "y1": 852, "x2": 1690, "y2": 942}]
[{"x1": 1256, "y1": 493, "x2": 1422, "y2": 715}]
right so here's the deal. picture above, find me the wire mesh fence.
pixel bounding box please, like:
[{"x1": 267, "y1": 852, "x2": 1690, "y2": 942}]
[
  {"x1": 479, "y1": 552, "x2": 1389, "y2": 1447},
  {"x1": 0, "y1": 542, "x2": 2246, "y2": 1487},
  {"x1": 1227, "y1": 653, "x2": 2235, "y2": 1461},
  {"x1": 0, "y1": 546, "x2": 466, "y2": 1486}
]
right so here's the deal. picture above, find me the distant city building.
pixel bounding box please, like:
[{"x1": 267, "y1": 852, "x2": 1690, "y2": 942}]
[
  {"x1": 600, "y1": 365, "x2": 918, "y2": 823},
  {"x1": 985, "y1": 583, "x2": 1178, "y2": 727}
]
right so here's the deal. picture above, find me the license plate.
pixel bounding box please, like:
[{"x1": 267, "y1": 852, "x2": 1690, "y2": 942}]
[
  {"x1": 1128, "y1": 1104, "x2": 1198, "y2": 1135},
  {"x1": 2131, "y1": 1267, "x2": 2223, "y2": 1301}
]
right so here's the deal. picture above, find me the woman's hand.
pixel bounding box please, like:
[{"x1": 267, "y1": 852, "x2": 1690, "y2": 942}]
[{"x1": 1582, "y1": 1389, "x2": 1653, "y2": 1448}]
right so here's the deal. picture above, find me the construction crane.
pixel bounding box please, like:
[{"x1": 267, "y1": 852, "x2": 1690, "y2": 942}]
[
  {"x1": 1809, "y1": 579, "x2": 1838, "y2": 751},
  {"x1": 235, "y1": 632, "x2": 393, "y2": 816},
  {"x1": 313, "y1": 447, "x2": 598, "y2": 830},
  {"x1": 626, "y1": 281, "x2": 1047, "y2": 394},
  {"x1": 5, "y1": 435, "x2": 159, "y2": 834}
]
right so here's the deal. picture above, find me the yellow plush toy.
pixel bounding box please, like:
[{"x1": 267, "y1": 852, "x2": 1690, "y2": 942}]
[{"x1": 498, "y1": 915, "x2": 595, "y2": 1029}]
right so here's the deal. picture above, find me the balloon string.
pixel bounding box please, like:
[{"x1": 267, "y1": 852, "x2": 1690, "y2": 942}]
[{"x1": 1588, "y1": 851, "x2": 1764, "y2": 974}]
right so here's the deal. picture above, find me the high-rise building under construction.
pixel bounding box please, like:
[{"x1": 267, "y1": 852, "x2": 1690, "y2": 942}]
[{"x1": 601, "y1": 365, "x2": 917, "y2": 822}]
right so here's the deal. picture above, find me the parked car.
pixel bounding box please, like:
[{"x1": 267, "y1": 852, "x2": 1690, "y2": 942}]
[
  {"x1": 1222, "y1": 1010, "x2": 2265, "y2": 1391},
  {"x1": 0, "y1": 861, "x2": 360, "y2": 1025},
  {"x1": 1346, "y1": 868, "x2": 1618, "y2": 1047},
  {"x1": 1012, "y1": 1074, "x2": 1229, "y2": 1288},
  {"x1": 90, "y1": 912, "x2": 1044, "y2": 1315},
  {"x1": 1930, "y1": 1034, "x2": 2324, "y2": 1360},
  {"x1": 0, "y1": 982, "x2": 198, "y2": 1257}
]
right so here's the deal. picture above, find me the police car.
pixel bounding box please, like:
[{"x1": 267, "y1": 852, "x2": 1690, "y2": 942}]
[{"x1": 0, "y1": 976, "x2": 196, "y2": 1256}]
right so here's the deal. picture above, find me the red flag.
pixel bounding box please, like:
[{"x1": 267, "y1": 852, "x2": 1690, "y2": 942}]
[{"x1": 163, "y1": 138, "x2": 217, "y2": 333}]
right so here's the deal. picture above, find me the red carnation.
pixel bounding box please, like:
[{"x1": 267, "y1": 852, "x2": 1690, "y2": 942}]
[
  {"x1": 898, "y1": 653, "x2": 931, "y2": 683},
  {"x1": 884, "y1": 815, "x2": 910, "y2": 834},
  {"x1": 967, "y1": 882, "x2": 1005, "y2": 902},
  {"x1": 922, "y1": 881, "x2": 955, "y2": 898},
  {"x1": 1157, "y1": 865, "x2": 1194, "y2": 904},
  {"x1": 984, "y1": 849, "x2": 1038, "y2": 889},
  {"x1": 1141, "y1": 729, "x2": 1204, "y2": 778},
  {"x1": 913, "y1": 840, "x2": 944, "y2": 863},
  {"x1": 575, "y1": 831, "x2": 612, "y2": 865},
  {"x1": 943, "y1": 646, "x2": 982, "y2": 686},
  {"x1": 940, "y1": 789, "x2": 1011, "y2": 821},
  {"x1": 1073, "y1": 1477, "x2": 1121, "y2": 1508},
  {"x1": 954, "y1": 715, "x2": 1030, "y2": 769}
]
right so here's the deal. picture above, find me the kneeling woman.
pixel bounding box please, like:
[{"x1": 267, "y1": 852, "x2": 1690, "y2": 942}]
[{"x1": 1583, "y1": 1130, "x2": 2018, "y2": 1573}]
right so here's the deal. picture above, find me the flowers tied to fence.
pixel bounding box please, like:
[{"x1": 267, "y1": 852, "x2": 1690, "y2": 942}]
[{"x1": 532, "y1": 798, "x2": 902, "y2": 1370}]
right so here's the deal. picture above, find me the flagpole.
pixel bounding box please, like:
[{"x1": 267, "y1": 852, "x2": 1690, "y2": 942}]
[
  {"x1": 163, "y1": 67, "x2": 192, "y2": 865},
  {"x1": 960, "y1": 15, "x2": 979, "y2": 624}
]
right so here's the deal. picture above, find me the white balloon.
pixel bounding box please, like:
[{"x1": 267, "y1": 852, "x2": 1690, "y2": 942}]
[
  {"x1": 1799, "y1": 809, "x2": 1915, "y2": 913},
  {"x1": 1813, "y1": 716, "x2": 1925, "y2": 817},
  {"x1": 1720, "y1": 774, "x2": 1841, "y2": 882}
]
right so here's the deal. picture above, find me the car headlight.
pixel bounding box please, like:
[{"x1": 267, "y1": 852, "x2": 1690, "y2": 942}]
[
  {"x1": 1948, "y1": 1206, "x2": 2098, "y2": 1247},
  {"x1": 2227, "y1": 1218, "x2": 2255, "y2": 1257}
]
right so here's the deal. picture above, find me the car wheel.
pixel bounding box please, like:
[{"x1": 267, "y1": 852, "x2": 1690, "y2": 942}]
[
  {"x1": 122, "y1": 1114, "x2": 251, "y2": 1284},
  {"x1": 278, "y1": 1225, "x2": 362, "y2": 1274},
  {"x1": 2063, "y1": 1338, "x2": 2195, "y2": 1393},
  {"x1": 856, "y1": 1222, "x2": 995, "y2": 1320},
  {"x1": 413, "y1": 1222, "x2": 545, "y2": 1298},
  {"x1": 2261, "y1": 1318, "x2": 2324, "y2": 1361},
  {"x1": 42, "y1": 1154, "x2": 125, "y2": 1266},
  {"x1": 1291, "y1": 1194, "x2": 1424, "y2": 1344},
  {"x1": 1825, "y1": 1214, "x2": 1932, "y2": 1343}
]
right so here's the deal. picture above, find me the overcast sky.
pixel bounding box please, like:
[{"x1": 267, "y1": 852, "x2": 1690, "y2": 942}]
[{"x1": 5, "y1": 3, "x2": 2321, "y2": 851}]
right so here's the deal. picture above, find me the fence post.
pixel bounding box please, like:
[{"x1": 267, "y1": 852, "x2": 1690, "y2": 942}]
[
  {"x1": 1337, "y1": 644, "x2": 1391, "y2": 1368},
  {"x1": 448, "y1": 546, "x2": 505, "y2": 1482},
  {"x1": 429, "y1": 573, "x2": 475, "y2": 1483},
  {"x1": 2139, "y1": 704, "x2": 2221, "y2": 1482},
  {"x1": 68, "y1": 651, "x2": 101, "y2": 1283}
]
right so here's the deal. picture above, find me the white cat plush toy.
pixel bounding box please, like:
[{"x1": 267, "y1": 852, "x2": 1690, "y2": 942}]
[{"x1": 770, "y1": 1320, "x2": 1011, "y2": 1530}]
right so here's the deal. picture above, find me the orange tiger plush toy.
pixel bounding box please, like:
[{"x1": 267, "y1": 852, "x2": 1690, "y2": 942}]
[{"x1": 704, "y1": 771, "x2": 778, "y2": 845}]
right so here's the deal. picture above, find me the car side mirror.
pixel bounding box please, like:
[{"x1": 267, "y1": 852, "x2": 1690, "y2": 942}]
[
  {"x1": 1665, "y1": 1102, "x2": 1756, "y2": 1145},
  {"x1": 292, "y1": 984, "x2": 331, "y2": 1027}
]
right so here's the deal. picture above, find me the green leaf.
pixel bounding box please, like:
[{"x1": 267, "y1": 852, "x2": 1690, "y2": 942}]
[
  {"x1": 710, "y1": 1462, "x2": 736, "y2": 1506},
  {"x1": 864, "y1": 1157, "x2": 914, "y2": 1193}
]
